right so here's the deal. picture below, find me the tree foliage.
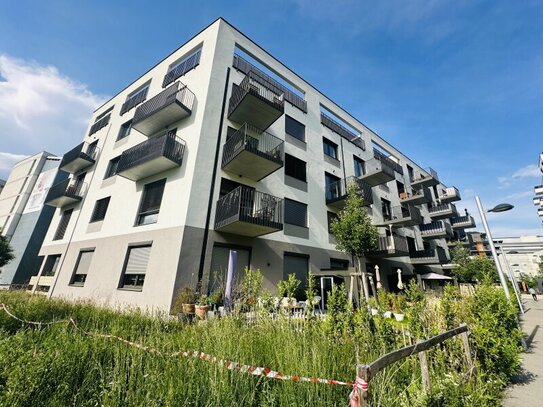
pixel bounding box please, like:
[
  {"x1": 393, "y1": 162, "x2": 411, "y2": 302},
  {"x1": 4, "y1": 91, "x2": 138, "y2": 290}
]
[
  {"x1": 450, "y1": 243, "x2": 497, "y2": 283},
  {"x1": 0, "y1": 229, "x2": 14, "y2": 268}
]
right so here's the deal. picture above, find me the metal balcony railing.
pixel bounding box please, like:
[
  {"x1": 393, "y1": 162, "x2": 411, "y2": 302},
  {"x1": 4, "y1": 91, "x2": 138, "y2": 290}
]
[
  {"x1": 383, "y1": 205, "x2": 422, "y2": 223},
  {"x1": 45, "y1": 178, "x2": 87, "y2": 205},
  {"x1": 451, "y1": 215, "x2": 476, "y2": 229},
  {"x1": 420, "y1": 220, "x2": 453, "y2": 236},
  {"x1": 320, "y1": 112, "x2": 364, "y2": 149},
  {"x1": 228, "y1": 71, "x2": 285, "y2": 117},
  {"x1": 221, "y1": 123, "x2": 284, "y2": 168},
  {"x1": 370, "y1": 235, "x2": 409, "y2": 256},
  {"x1": 373, "y1": 149, "x2": 403, "y2": 175},
  {"x1": 410, "y1": 247, "x2": 449, "y2": 263},
  {"x1": 411, "y1": 167, "x2": 439, "y2": 184},
  {"x1": 439, "y1": 186, "x2": 460, "y2": 201},
  {"x1": 60, "y1": 142, "x2": 99, "y2": 172},
  {"x1": 88, "y1": 114, "x2": 110, "y2": 136},
  {"x1": 429, "y1": 202, "x2": 457, "y2": 216},
  {"x1": 534, "y1": 184, "x2": 543, "y2": 195},
  {"x1": 325, "y1": 176, "x2": 373, "y2": 206}
]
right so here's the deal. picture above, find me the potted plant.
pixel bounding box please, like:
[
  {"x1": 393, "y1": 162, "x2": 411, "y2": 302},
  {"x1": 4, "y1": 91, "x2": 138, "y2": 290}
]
[
  {"x1": 393, "y1": 294, "x2": 407, "y2": 321},
  {"x1": 210, "y1": 288, "x2": 223, "y2": 311},
  {"x1": 277, "y1": 274, "x2": 300, "y2": 308},
  {"x1": 368, "y1": 297, "x2": 379, "y2": 316},
  {"x1": 382, "y1": 292, "x2": 393, "y2": 318},
  {"x1": 195, "y1": 294, "x2": 210, "y2": 320},
  {"x1": 173, "y1": 286, "x2": 197, "y2": 315}
]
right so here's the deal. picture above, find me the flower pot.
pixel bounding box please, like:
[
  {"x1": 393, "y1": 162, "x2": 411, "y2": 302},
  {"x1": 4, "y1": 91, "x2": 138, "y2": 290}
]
[
  {"x1": 182, "y1": 303, "x2": 195, "y2": 314},
  {"x1": 371, "y1": 308, "x2": 379, "y2": 316},
  {"x1": 383, "y1": 311, "x2": 392, "y2": 318},
  {"x1": 394, "y1": 313, "x2": 405, "y2": 322},
  {"x1": 195, "y1": 305, "x2": 210, "y2": 320}
]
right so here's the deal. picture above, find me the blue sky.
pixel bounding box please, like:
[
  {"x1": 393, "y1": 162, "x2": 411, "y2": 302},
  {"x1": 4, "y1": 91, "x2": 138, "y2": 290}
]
[{"x1": 0, "y1": 0, "x2": 542, "y2": 236}]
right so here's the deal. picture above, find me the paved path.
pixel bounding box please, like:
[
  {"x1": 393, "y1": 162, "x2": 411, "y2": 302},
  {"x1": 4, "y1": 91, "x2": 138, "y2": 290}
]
[{"x1": 503, "y1": 294, "x2": 543, "y2": 406}]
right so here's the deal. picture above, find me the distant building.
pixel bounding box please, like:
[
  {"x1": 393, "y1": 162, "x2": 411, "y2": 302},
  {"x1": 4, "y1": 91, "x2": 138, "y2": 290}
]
[
  {"x1": 0, "y1": 152, "x2": 66, "y2": 287},
  {"x1": 493, "y1": 236, "x2": 543, "y2": 281},
  {"x1": 533, "y1": 152, "x2": 543, "y2": 218}
]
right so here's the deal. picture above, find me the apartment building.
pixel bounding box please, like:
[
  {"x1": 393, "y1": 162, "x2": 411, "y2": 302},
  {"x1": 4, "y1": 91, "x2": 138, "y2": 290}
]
[
  {"x1": 533, "y1": 152, "x2": 543, "y2": 218},
  {"x1": 0, "y1": 152, "x2": 65, "y2": 287},
  {"x1": 35, "y1": 18, "x2": 474, "y2": 311}
]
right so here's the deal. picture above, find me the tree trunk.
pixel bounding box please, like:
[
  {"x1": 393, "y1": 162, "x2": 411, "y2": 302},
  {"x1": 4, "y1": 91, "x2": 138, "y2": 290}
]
[{"x1": 357, "y1": 257, "x2": 370, "y2": 303}]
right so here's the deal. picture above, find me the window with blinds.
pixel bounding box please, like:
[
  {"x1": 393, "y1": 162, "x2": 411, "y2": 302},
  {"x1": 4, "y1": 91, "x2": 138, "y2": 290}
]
[
  {"x1": 354, "y1": 156, "x2": 365, "y2": 177},
  {"x1": 323, "y1": 137, "x2": 338, "y2": 159},
  {"x1": 120, "y1": 245, "x2": 152, "y2": 290},
  {"x1": 283, "y1": 252, "x2": 309, "y2": 299},
  {"x1": 53, "y1": 209, "x2": 73, "y2": 241},
  {"x1": 285, "y1": 115, "x2": 305, "y2": 142},
  {"x1": 42, "y1": 254, "x2": 61, "y2": 276},
  {"x1": 136, "y1": 179, "x2": 166, "y2": 225},
  {"x1": 285, "y1": 153, "x2": 306, "y2": 182},
  {"x1": 105, "y1": 156, "x2": 121, "y2": 179},
  {"x1": 90, "y1": 197, "x2": 110, "y2": 223},
  {"x1": 284, "y1": 198, "x2": 307, "y2": 227},
  {"x1": 70, "y1": 250, "x2": 94, "y2": 286},
  {"x1": 117, "y1": 120, "x2": 132, "y2": 141}
]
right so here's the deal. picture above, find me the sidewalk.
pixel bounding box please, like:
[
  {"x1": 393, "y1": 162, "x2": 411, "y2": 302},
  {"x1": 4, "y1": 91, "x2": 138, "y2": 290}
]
[{"x1": 503, "y1": 294, "x2": 543, "y2": 406}]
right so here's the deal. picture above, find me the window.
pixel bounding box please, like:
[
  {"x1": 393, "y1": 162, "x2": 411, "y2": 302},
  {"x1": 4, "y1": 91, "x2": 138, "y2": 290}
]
[
  {"x1": 120, "y1": 245, "x2": 152, "y2": 290},
  {"x1": 284, "y1": 153, "x2": 306, "y2": 182},
  {"x1": 117, "y1": 120, "x2": 132, "y2": 141},
  {"x1": 323, "y1": 137, "x2": 338, "y2": 159},
  {"x1": 283, "y1": 252, "x2": 309, "y2": 299},
  {"x1": 325, "y1": 172, "x2": 341, "y2": 201},
  {"x1": 327, "y1": 211, "x2": 339, "y2": 234},
  {"x1": 53, "y1": 209, "x2": 73, "y2": 241},
  {"x1": 136, "y1": 179, "x2": 166, "y2": 225},
  {"x1": 70, "y1": 250, "x2": 94, "y2": 286},
  {"x1": 120, "y1": 84, "x2": 149, "y2": 115},
  {"x1": 354, "y1": 156, "x2": 365, "y2": 177},
  {"x1": 90, "y1": 197, "x2": 110, "y2": 223},
  {"x1": 284, "y1": 198, "x2": 307, "y2": 227},
  {"x1": 285, "y1": 115, "x2": 305, "y2": 142},
  {"x1": 42, "y1": 254, "x2": 61, "y2": 276},
  {"x1": 105, "y1": 156, "x2": 121, "y2": 179},
  {"x1": 381, "y1": 198, "x2": 392, "y2": 221},
  {"x1": 330, "y1": 258, "x2": 349, "y2": 270}
]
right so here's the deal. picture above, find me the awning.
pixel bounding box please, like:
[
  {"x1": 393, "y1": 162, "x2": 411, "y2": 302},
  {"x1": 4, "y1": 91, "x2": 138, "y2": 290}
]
[{"x1": 420, "y1": 272, "x2": 453, "y2": 280}]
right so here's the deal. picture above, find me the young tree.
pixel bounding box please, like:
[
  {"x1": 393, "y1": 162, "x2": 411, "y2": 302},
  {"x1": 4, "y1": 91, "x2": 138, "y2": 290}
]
[
  {"x1": 450, "y1": 243, "x2": 498, "y2": 283},
  {"x1": 330, "y1": 183, "x2": 378, "y2": 302},
  {"x1": 0, "y1": 229, "x2": 14, "y2": 268}
]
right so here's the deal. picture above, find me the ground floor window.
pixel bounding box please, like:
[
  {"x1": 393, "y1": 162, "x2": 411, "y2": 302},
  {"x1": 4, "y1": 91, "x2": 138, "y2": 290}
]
[{"x1": 119, "y1": 244, "x2": 152, "y2": 290}]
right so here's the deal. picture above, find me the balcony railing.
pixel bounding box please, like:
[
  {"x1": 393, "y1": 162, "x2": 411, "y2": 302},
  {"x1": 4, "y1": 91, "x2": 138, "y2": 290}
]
[
  {"x1": 368, "y1": 235, "x2": 409, "y2": 257},
  {"x1": 534, "y1": 184, "x2": 543, "y2": 196},
  {"x1": 410, "y1": 247, "x2": 449, "y2": 264},
  {"x1": 420, "y1": 220, "x2": 453, "y2": 239},
  {"x1": 380, "y1": 205, "x2": 422, "y2": 227},
  {"x1": 320, "y1": 112, "x2": 365, "y2": 149},
  {"x1": 88, "y1": 114, "x2": 110, "y2": 136},
  {"x1": 117, "y1": 133, "x2": 185, "y2": 181},
  {"x1": 361, "y1": 155, "x2": 396, "y2": 187},
  {"x1": 411, "y1": 167, "x2": 439, "y2": 188},
  {"x1": 45, "y1": 178, "x2": 87, "y2": 208},
  {"x1": 132, "y1": 82, "x2": 195, "y2": 136},
  {"x1": 538, "y1": 208, "x2": 543, "y2": 217},
  {"x1": 399, "y1": 187, "x2": 432, "y2": 205},
  {"x1": 228, "y1": 71, "x2": 285, "y2": 130},
  {"x1": 325, "y1": 176, "x2": 373, "y2": 208},
  {"x1": 215, "y1": 186, "x2": 283, "y2": 237},
  {"x1": 438, "y1": 186, "x2": 461, "y2": 203},
  {"x1": 221, "y1": 123, "x2": 284, "y2": 181},
  {"x1": 373, "y1": 149, "x2": 403, "y2": 175},
  {"x1": 428, "y1": 202, "x2": 458, "y2": 219},
  {"x1": 59, "y1": 142, "x2": 99, "y2": 174},
  {"x1": 533, "y1": 197, "x2": 542, "y2": 206},
  {"x1": 451, "y1": 215, "x2": 476, "y2": 230}
]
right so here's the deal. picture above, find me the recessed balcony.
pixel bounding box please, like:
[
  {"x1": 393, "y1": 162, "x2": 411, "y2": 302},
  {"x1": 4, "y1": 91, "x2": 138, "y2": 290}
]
[
  {"x1": 535, "y1": 184, "x2": 543, "y2": 196},
  {"x1": 228, "y1": 71, "x2": 285, "y2": 130},
  {"x1": 410, "y1": 247, "x2": 449, "y2": 265},
  {"x1": 451, "y1": 215, "x2": 476, "y2": 230},
  {"x1": 132, "y1": 82, "x2": 195, "y2": 136},
  {"x1": 399, "y1": 187, "x2": 432, "y2": 205},
  {"x1": 221, "y1": 123, "x2": 284, "y2": 181},
  {"x1": 117, "y1": 133, "x2": 185, "y2": 182},
  {"x1": 533, "y1": 197, "x2": 542, "y2": 206},
  {"x1": 438, "y1": 186, "x2": 461, "y2": 203},
  {"x1": 360, "y1": 156, "x2": 395, "y2": 187},
  {"x1": 368, "y1": 235, "x2": 409, "y2": 258},
  {"x1": 59, "y1": 142, "x2": 99, "y2": 174},
  {"x1": 214, "y1": 186, "x2": 283, "y2": 237},
  {"x1": 411, "y1": 167, "x2": 439, "y2": 189},
  {"x1": 45, "y1": 178, "x2": 87, "y2": 208},
  {"x1": 379, "y1": 205, "x2": 422, "y2": 227},
  {"x1": 325, "y1": 176, "x2": 373, "y2": 209},
  {"x1": 539, "y1": 208, "x2": 543, "y2": 217},
  {"x1": 428, "y1": 203, "x2": 458, "y2": 220},
  {"x1": 420, "y1": 220, "x2": 453, "y2": 239}
]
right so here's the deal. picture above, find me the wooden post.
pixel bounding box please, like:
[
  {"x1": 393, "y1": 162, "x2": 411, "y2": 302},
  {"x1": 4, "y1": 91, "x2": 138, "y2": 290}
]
[
  {"x1": 356, "y1": 364, "x2": 371, "y2": 407},
  {"x1": 417, "y1": 340, "x2": 431, "y2": 392},
  {"x1": 459, "y1": 327, "x2": 474, "y2": 374}
]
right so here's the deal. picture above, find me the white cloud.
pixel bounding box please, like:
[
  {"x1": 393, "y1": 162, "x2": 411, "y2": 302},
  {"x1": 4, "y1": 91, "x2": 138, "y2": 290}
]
[
  {"x1": 0, "y1": 152, "x2": 28, "y2": 176},
  {"x1": 498, "y1": 164, "x2": 542, "y2": 188},
  {"x1": 0, "y1": 54, "x2": 108, "y2": 178}
]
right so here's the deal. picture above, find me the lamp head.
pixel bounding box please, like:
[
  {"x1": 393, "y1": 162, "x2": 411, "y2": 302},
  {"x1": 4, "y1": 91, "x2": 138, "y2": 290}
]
[{"x1": 488, "y1": 203, "x2": 514, "y2": 213}]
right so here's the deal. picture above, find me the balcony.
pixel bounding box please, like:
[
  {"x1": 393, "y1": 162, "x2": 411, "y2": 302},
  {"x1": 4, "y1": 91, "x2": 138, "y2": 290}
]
[
  {"x1": 428, "y1": 203, "x2": 458, "y2": 220},
  {"x1": 399, "y1": 187, "x2": 432, "y2": 205},
  {"x1": 117, "y1": 133, "x2": 185, "y2": 181},
  {"x1": 228, "y1": 71, "x2": 285, "y2": 130},
  {"x1": 446, "y1": 237, "x2": 470, "y2": 248},
  {"x1": 411, "y1": 167, "x2": 439, "y2": 189},
  {"x1": 410, "y1": 247, "x2": 449, "y2": 265},
  {"x1": 59, "y1": 142, "x2": 99, "y2": 174},
  {"x1": 361, "y1": 156, "x2": 395, "y2": 187},
  {"x1": 539, "y1": 208, "x2": 543, "y2": 217},
  {"x1": 438, "y1": 186, "x2": 461, "y2": 203},
  {"x1": 451, "y1": 215, "x2": 476, "y2": 230},
  {"x1": 221, "y1": 123, "x2": 284, "y2": 181},
  {"x1": 214, "y1": 186, "x2": 283, "y2": 237},
  {"x1": 45, "y1": 178, "x2": 87, "y2": 208},
  {"x1": 379, "y1": 205, "x2": 422, "y2": 227},
  {"x1": 533, "y1": 197, "x2": 542, "y2": 206},
  {"x1": 132, "y1": 82, "x2": 195, "y2": 136},
  {"x1": 420, "y1": 220, "x2": 453, "y2": 239},
  {"x1": 325, "y1": 176, "x2": 373, "y2": 209},
  {"x1": 535, "y1": 184, "x2": 543, "y2": 196},
  {"x1": 368, "y1": 235, "x2": 409, "y2": 258}
]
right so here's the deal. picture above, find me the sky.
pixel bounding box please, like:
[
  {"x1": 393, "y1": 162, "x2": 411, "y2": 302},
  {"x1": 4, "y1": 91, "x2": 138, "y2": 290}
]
[{"x1": 0, "y1": 0, "x2": 542, "y2": 237}]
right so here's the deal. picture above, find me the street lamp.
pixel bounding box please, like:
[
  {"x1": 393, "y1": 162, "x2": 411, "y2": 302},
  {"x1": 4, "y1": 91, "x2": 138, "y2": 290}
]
[{"x1": 498, "y1": 249, "x2": 525, "y2": 314}]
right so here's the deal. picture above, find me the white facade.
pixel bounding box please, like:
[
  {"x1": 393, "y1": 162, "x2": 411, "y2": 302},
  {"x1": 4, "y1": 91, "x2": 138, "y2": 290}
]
[
  {"x1": 35, "y1": 19, "x2": 473, "y2": 312},
  {"x1": 494, "y1": 236, "x2": 543, "y2": 278}
]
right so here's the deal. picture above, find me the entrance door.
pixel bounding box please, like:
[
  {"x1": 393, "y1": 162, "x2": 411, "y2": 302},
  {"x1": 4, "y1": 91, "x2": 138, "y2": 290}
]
[{"x1": 320, "y1": 277, "x2": 334, "y2": 310}]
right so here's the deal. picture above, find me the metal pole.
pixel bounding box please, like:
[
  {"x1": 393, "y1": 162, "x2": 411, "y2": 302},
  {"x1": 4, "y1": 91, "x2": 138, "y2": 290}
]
[
  {"x1": 500, "y1": 250, "x2": 524, "y2": 314},
  {"x1": 475, "y1": 196, "x2": 511, "y2": 300}
]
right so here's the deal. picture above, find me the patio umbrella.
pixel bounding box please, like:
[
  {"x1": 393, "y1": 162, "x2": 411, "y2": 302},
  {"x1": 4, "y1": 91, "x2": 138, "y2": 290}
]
[
  {"x1": 375, "y1": 265, "x2": 382, "y2": 289},
  {"x1": 397, "y1": 268, "x2": 404, "y2": 290}
]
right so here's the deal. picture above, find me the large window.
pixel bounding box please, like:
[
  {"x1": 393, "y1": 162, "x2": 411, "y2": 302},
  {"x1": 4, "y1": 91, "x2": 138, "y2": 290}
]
[
  {"x1": 284, "y1": 153, "x2": 306, "y2": 182},
  {"x1": 323, "y1": 137, "x2": 338, "y2": 159},
  {"x1": 104, "y1": 156, "x2": 121, "y2": 179},
  {"x1": 120, "y1": 244, "x2": 152, "y2": 290},
  {"x1": 325, "y1": 172, "x2": 341, "y2": 201},
  {"x1": 117, "y1": 120, "x2": 132, "y2": 141},
  {"x1": 285, "y1": 115, "x2": 305, "y2": 142},
  {"x1": 381, "y1": 198, "x2": 392, "y2": 221},
  {"x1": 354, "y1": 156, "x2": 365, "y2": 177},
  {"x1": 42, "y1": 254, "x2": 61, "y2": 276},
  {"x1": 136, "y1": 179, "x2": 166, "y2": 226},
  {"x1": 284, "y1": 198, "x2": 307, "y2": 227},
  {"x1": 70, "y1": 250, "x2": 94, "y2": 286},
  {"x1": 53, "y1": 209, "x2": 73, "y2": 241},
  {"x1": 90, "y1": 197, "x2": 111, "y2": 223}
]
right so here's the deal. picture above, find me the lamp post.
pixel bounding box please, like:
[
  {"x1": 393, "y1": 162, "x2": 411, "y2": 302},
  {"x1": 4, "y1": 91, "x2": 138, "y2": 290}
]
[{"x1": 499, "y1": 249, "x2": 525, "y2": 314}]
